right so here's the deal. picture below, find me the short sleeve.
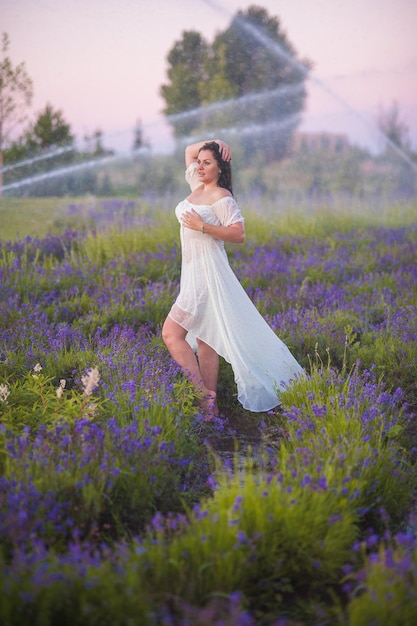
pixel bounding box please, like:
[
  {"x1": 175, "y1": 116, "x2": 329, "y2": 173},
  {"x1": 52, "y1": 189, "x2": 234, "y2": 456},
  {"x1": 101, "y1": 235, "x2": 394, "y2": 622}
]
[
  {"x1": 185, "y1": 162, "x2": 200, "y2": 191},
  {"x1": 213, "y1": 197, "x2": 244, "y2": 227}
]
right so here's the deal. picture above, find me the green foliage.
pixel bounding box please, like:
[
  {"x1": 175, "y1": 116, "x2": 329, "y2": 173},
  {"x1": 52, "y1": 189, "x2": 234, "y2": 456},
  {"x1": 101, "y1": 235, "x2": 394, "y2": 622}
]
[
  {"x1": 344, "y1": 539, "x2": 417, "y2": 625},
  {"x1": 161, "y1": 30, "x2": 210, "y2": 137},
  {"x1": 0, "y1": 550, "x2": 154, "y2": 626},
  {"x1": 0, "y1": 360, "x2": 205, "y2": 547},
  {"x1": 139, "y1": 466, "x2": 358, "y2": 612},
  {"x1": 2, "y1": 100, "x2": 115, "y2": 196},
  {"x1": 351, "y1": 331, "x2": 417, "y2": 407},
  {"x1": 3, "y1": 103, "x2": 75, "y2": 190},
  {"x1": 26, "y1": 103, "x2": 74, "y2": 150},
  {"x1": 0, "y1": 363, "x2": 103, "y2": 434},
  {"x1": 279, "y1": 364, "x2": 415, "y2": 531}
]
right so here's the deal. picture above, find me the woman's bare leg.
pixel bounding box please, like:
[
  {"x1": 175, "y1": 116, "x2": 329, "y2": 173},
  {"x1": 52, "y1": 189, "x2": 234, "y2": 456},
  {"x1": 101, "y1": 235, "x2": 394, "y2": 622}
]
[
  {"x1": 196, "y1": 338, "x2": 219, "y2": 392},
  {"x1": 162, "y1": 318, "x2": 217, "y2": 418},
  {"x1": 162, "y1": 317, "x2": 205, "y2": 390},
  {"x1": 197, "y1": 339, "x2": 219, "y2": 418}
]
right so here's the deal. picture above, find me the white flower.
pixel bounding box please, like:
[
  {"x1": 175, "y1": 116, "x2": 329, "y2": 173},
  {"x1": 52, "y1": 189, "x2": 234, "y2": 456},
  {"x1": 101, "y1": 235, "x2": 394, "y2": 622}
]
[
  {"x1": 81, "y1": 367, "x2": 100, "y2": 397},
  {"x1": 56, "y1": 379, "x2": 66, "y2": 398},
  {"x1": 0, "y1": 384, "x2": 10, "y2": 403},
  {"x1": 32, "y1": 363, "x2": 43, "y2": 379}
]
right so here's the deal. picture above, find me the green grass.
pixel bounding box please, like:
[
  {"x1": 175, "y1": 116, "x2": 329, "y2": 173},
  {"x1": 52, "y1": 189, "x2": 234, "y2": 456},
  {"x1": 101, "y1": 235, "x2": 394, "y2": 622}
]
[
  {"x1": 0, "y1": 197, "x2": 71, "y2": 240},
  {"x1": 2, "y1": 196, "x2": 417, "y2": 242}
]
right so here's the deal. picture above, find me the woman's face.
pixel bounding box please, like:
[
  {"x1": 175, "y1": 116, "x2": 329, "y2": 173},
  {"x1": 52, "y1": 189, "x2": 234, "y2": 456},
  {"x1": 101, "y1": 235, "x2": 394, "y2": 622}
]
[{"x1": 197, "y1": 149, "x2": 221, "y2": 184}]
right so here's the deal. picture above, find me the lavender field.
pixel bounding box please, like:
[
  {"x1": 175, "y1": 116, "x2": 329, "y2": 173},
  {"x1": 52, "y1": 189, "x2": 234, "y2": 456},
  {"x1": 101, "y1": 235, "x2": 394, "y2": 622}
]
[{"x1": 1, "y1": 197, "x2": 417, "y2": 625}]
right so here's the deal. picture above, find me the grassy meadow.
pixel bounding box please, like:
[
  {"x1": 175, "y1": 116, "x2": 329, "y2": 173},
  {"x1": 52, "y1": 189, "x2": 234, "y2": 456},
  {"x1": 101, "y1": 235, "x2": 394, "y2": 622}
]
[{"x1": 0, "y1": 194, "x2": 417, "y2": 625}]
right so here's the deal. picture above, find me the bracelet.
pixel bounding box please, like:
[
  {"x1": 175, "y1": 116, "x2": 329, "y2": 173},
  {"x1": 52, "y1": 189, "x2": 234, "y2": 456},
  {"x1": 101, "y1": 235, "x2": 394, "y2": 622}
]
[{"x1": 201, "y1": 222, "x2": 205, "y2": 234}]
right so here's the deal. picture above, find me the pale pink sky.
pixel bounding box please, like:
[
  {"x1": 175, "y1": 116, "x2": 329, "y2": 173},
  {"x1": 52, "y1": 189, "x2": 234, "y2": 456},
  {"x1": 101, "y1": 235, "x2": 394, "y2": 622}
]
[{"x1": 2, "y1": 0, "x2": 417, "y2": 153}]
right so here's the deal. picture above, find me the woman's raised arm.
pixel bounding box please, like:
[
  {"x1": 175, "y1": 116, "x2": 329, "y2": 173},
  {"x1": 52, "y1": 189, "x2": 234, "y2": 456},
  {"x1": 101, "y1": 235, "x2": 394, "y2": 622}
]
[{"x1": 185, "y1": 139, "x2": 232, "y2": 167}]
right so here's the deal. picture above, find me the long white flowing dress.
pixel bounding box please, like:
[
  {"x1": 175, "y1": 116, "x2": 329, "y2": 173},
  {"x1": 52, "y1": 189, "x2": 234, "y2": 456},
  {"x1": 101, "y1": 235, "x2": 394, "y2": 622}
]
[{"x1": 168, "y1": 162, "x2": 305, "y2": 412}]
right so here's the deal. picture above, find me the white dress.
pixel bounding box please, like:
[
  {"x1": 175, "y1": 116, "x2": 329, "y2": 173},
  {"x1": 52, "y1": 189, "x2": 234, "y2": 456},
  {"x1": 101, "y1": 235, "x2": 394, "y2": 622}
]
[{"x1": 168, "y1": 162, "x2": 304, "y2": 412}]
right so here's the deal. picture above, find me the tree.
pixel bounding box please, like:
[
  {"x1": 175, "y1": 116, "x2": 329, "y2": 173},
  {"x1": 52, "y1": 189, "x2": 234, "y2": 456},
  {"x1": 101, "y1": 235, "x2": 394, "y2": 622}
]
[
  {"x1": 83, "y1": 128, "x2": 114, "y2": 156},
  {"x1": 377, "y1": 100, "x2": 410, "y2": 152},
  {"x1": 0, "y1": 32, "x2": 33, "y2": 192},
  {"x1": 197, "y1": 43, "x2": 239, "y2": 133},
  {"x1": 160, "y1": 5, "x2": 311, "y2": 160},
  {"x1": 377, "y1": 101, "x2": 416, "y2": 198},
  {"x1": 160, "y1": 30, "x2": 210, "y2": 137},
  {"x1": 132, "y1": 118, "x2": 150, "y2": 153},
  {"x1": 4, "y1": 105, "x2": 90, "y2": 196},
  {"x1": 25, "y1": 103, "x2": 74, "y2": 151},
  {"x1": 3, "y1": 104, "x2": 74, "y2": 187}
]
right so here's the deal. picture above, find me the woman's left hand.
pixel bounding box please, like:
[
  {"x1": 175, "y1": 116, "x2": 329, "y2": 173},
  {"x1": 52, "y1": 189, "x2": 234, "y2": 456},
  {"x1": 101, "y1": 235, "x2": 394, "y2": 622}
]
[
  {"x1": 181, "y1": 208, "x2": 204, "y2": 231},
  {"x1": 215, "y1": 139, "x2": 232, "y2": 162}
]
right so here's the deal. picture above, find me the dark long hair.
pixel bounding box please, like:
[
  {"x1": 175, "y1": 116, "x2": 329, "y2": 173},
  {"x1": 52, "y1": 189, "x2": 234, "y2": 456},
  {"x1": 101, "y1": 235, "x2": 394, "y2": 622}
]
[{"x1": 199, "y1": 141, "x2": 233, "y2": 195}]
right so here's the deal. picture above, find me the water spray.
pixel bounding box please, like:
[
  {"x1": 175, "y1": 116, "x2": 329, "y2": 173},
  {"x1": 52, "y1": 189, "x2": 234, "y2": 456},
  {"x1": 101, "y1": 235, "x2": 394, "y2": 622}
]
[
  {"x1": 0, "y1": 111, "x2": 299, "y2": 193},
  {"x1": 0, "y1": 145, "x2": 74, "y2": 174},
  {"x1": 1, "y1": 153, "x2": 117, "y2": 193},
  {"x1": 177, "y1": 112, "x2": 300, "y2": 147},
  {"x1": 167, "y1": 82, "x2": 305, "y2": 124},
  {"x1": 202, "y1": 0, "x2": 417, "y2": 172}
]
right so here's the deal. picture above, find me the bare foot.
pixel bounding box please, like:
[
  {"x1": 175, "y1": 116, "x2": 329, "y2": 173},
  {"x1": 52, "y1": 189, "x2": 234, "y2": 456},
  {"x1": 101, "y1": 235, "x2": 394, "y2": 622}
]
[{"x1": 199, "y1": 390, "x2": 219, "y2": 421}]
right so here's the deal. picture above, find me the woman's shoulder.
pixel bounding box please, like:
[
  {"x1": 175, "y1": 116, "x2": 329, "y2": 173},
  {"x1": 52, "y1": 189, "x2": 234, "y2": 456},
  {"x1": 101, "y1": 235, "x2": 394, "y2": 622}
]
[{"x1": 211, "y1": 188, "x2": 233, "y2": 203}]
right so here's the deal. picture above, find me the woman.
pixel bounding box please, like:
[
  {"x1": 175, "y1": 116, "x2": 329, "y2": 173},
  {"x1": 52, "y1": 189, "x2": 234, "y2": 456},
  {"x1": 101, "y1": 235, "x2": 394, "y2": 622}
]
[{"x1": 162, "y1": 139, "x2": 304, "y2": 419}]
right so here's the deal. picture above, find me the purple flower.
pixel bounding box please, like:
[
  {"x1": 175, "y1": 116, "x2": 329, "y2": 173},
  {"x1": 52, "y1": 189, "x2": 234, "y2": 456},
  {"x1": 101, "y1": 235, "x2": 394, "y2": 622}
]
[{"x1": 317, "y1": 475, "x2": 328, "y2": 490}]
